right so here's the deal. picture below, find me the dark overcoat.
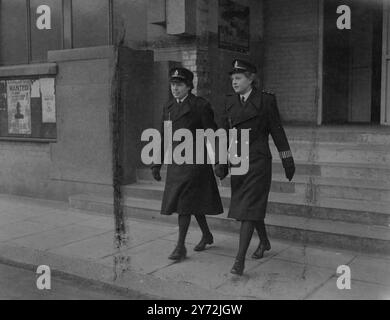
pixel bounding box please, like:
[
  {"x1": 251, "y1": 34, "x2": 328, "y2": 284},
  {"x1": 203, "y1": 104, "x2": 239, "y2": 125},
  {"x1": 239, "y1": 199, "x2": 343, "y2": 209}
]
[
  {"x1": 219, "y1": 88, "x2": 292, "y2": 221},
  {"x1": 153, "y1": 93, "x2": 224, "y2": 216}
]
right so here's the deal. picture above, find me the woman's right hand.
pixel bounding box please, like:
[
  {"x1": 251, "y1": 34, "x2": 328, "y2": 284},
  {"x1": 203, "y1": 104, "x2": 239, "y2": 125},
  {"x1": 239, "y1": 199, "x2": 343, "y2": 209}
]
[
  {"x1": 214, "y1": 164, "x2": 229, "y2": 180},
  {"x1": 152, "y1": 167, "x2": 162, "y2": 181}
]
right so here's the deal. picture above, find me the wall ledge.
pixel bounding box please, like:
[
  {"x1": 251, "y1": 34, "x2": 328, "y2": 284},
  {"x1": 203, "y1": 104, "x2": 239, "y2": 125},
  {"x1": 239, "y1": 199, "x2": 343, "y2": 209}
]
[
  {"x1": 0, "y1": 63, "x2": 57, "y2": 78},
  {"x1": 48, "y1": 46, "x2": 116, "y2": 62},
  {"x1": 0, "y1": 137, "x2": 56, "y2": 143}
]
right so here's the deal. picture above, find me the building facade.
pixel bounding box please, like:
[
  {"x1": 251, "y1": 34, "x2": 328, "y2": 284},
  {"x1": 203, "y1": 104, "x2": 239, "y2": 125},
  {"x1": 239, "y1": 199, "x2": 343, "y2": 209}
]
[
  {"x1": 0, "y1": 0, "x2": 389, "y2": 253},
  {"x1": 0, "y1": 0, "x2": 388, "y2": 196}
]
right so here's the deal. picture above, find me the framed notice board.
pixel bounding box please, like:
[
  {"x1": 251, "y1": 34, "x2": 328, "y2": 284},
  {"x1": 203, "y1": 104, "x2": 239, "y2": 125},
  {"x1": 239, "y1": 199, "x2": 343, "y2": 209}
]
[
  {"x1": 218, "y1": 0, "x2": 250, "y2": 53},
  {"x1": 0, "y1": 77, "x2": 56, "y2": 140}
]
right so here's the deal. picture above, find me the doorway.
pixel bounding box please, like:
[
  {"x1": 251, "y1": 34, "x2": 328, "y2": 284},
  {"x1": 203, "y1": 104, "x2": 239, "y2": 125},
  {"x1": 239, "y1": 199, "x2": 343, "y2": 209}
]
[{"x1": 322, "y1": 0, "x2": 383, "y2": 124}]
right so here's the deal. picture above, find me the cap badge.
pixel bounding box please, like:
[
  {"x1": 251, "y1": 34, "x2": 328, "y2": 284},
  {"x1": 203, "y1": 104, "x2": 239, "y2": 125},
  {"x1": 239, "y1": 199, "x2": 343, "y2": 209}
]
[
  {"x1": 174, "y1": 70, "x2": 179, "y2": 76},
  {"x1": 234, "y1": 61, "x2": 239, "y2": 69}
]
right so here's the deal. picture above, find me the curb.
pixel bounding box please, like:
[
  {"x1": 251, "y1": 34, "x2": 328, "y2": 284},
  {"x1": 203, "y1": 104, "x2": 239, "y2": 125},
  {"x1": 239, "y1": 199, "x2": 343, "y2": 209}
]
[{"x1": 0, "y1": 243, "x2": 245, "y2": 300}]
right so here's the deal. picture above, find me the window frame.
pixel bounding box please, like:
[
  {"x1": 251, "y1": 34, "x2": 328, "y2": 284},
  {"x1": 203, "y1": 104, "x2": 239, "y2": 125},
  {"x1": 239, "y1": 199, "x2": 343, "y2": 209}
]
[{"x1": 0, "y1": 0, "x2": 114, "y2": 65}]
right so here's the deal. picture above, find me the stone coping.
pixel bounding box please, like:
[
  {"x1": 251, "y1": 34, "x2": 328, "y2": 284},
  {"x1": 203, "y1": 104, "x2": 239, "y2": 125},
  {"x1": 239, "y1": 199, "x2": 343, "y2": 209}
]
[
  {"x1": 0, "y1": 63, "x2": 57, "y2": 78},
  {"x1": 48, "y1": 46, "x2": 116, "y2": 62}
]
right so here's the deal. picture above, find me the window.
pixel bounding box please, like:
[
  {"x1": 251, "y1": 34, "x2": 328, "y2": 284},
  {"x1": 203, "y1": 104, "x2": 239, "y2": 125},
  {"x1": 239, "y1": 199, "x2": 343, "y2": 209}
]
[
  {"x1": 30, "y1": 0, "x2": 63, "y2": 63},
  {"x1": 0, "y1": 0, "x2": 112, "y2": 66},
  {"x1": 0, "y1": 0, "x2": 29, "y2": 65},
  {"x1": 72, "y1": 0, "x2": 111, "y2": 48}
]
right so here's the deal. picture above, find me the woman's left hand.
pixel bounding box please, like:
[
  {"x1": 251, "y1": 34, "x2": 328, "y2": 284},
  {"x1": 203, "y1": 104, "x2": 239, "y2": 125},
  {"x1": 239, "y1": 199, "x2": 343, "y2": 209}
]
[
  {"x1": 282, "y1": 157, "x2": 295, "y2": 181},
  {"x1": 214, "y1": 164, "x2": 229, "y2": 180}
]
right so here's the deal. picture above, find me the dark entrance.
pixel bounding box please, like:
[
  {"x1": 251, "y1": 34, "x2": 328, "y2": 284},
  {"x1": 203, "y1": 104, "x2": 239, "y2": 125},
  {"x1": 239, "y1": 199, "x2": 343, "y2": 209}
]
[{"x1": 323, "y1": 0, "x2": 383, "y2": 124}]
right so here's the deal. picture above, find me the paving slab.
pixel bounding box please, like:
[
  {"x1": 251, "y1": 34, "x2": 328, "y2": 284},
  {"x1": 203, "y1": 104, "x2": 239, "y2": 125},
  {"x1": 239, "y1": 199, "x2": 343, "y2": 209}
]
[
  {"x1": 25, "y1": 210, "x2": 94, "y2": 228},
  {"x1": 121, "y1": 221, "x2": 178, "y2": 249},
  {"x1": 0, "y1": 212, "x2": 29, "y2": 227},
  {"x1": 0, "y1": 220, "x2": 58, "y2": 242},
  {"x1": 0, "y1": 205, "x2": 57, "y2": 219},
  {"x1": 100, "y1": 239, "x2": 178, "y2": 275},
  {"x1": 216, "y1": 259, "x2": 335, "y2": 299},
  {"x1": 162, "y1": 228, "x2": 233, "y2": 246},
  {"x1": 49, "y1": 231, "x2": 118, "y2": 260},
  {"x1": 0, "y1": 201, "x2": 32, "y2": 215},
  {"x1": 0, "y1": 196, "x2": 68, "y2": 217},
  {"x1": 0, "y1": 194, "x2": 68, "y2": 209},
  {"x1": 349, "y1": 256, "x2": 390, "y2": 286},
  {"x1": 307, "y1": 277, "x2": 390, "y2": 300},
  {"x1": 152, "y1": 250, "x2": 259, "y2": 291},
  {"x1": 210, "y1": 236, "x2": 291, "y2": 260},
  {"x1": 273, "y1": 245, "x2": 356, "y2": 270},
  {"x1": 7, "y1": 224, "x2": 109, "y2": 251},
  {"x1": 74, "y1": 215, "x2": 117, "y2": 230}
]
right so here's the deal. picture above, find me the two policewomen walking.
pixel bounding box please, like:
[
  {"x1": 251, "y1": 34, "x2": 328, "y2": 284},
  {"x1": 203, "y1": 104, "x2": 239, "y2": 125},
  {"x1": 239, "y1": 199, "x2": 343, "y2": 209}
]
[{"x1": 151, "y1": 60, "x2": 295, "y2": 276}]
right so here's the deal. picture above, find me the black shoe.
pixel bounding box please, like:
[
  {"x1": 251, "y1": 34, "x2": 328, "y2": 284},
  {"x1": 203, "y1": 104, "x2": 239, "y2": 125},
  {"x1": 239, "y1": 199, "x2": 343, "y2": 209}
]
[
  {"x1": 251, "y1": 240, "x2": 271, "y2": 259},
  {"x1": 168, "y1": 246, "x2": 187, "y2": 261},
  {"x1": 194, "y1": 234, "x2": 214, "y2": 251},
  {"x1": 230, "y1": 259, "x2": 245, "y2": 276}
]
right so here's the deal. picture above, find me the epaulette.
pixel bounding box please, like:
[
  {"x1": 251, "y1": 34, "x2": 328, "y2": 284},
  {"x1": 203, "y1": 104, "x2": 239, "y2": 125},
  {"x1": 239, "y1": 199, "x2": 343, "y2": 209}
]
[
  {"x1": 195, "y1": 96, "x2": 206, "y2": 103},
  {"x1": 226, "y1": 93, "x2": 234, "y2": 97},
  {"x1": 262, "y1": 89, "x2": 275, "y2": 95},
  {"x1": 195, "y1": 96, "x2": 210, "y2": 107}
]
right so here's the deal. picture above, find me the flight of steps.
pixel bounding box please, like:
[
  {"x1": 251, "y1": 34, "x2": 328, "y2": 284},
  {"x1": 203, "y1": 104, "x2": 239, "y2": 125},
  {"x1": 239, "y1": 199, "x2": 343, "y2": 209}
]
[{"x1": 70, "y1": 126, "x2": 390, "y2": 254}]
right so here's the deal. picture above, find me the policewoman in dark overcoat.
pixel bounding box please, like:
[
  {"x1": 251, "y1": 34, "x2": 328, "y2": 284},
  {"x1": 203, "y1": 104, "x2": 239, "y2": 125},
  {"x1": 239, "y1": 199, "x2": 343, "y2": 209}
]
[
  {"x1": 151, "y1": 67, "x2": 224, "y2": 261},
  {"x1": 215, "y1": 59, "x2": 296, "y2": 275}
]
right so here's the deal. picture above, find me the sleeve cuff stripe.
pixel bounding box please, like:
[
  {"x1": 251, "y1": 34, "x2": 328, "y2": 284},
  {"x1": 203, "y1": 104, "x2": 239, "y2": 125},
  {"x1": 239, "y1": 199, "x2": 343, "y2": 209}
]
[{"x1": 279, "y1": 150, "x2": 292, "y2": 159}]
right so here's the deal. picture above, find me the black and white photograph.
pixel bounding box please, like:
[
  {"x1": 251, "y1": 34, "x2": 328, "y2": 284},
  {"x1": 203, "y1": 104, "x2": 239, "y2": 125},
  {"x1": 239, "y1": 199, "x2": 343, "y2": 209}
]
[{"x1": 0, "y1": 0, "x2": 389, "y2": 306}]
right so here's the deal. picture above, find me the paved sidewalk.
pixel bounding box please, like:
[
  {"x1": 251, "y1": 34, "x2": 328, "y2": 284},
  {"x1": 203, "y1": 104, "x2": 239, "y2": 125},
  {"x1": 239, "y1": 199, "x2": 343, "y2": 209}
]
[{"x1": 0, "y1": 194, "x2": 389, "y2": 300}]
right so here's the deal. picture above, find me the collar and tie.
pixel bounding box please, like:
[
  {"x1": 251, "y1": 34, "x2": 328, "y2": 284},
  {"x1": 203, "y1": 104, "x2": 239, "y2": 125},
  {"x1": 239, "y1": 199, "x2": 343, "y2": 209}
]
[
  {"x1": 240, "y1": 89, "x2": 252, "y2": 105},
  {"x1": 177, "y1": 95, "x2": 188, "y2": 104}
]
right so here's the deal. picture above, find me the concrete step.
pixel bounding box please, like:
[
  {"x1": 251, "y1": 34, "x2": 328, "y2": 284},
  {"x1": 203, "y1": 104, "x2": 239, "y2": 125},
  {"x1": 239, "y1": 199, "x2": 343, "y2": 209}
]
[
  {"x1": 284, "y1": 126, "x2": 390, "y2": 145},
  {"x1": 138, "y1": 160, "x2": 390, "y2": 182},
  {"x1": 123, "y1": 182, "x2": 390, "y2": 226},
  {"x1": 68, "y1": 193, "x2": 390, "y2": 255},
  {"x1": 270, "y1": 141, "x2": 390, "y2": 165},
  {"x1": 137, "y1": 168, "x2": 390, "y2": 203}
]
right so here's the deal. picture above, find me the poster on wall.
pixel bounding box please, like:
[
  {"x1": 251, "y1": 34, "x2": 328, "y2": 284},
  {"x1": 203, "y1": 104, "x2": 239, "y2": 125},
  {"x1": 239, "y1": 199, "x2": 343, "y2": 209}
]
[
  {"x1": 218, "y1": 0, "x2": 250, "y2": 53},
  {"x1": 40, "y1": 78, "x2": 56, "y2": 123},
  {"x1": 31, "y1": 80, "x2": 40, "y2": 98},
  {"x1": 0, "y1": 81, "x2": 6, "y2": 112},
  {"x1": 7, "y1": 80, "x2": 32, "y2": 135}
]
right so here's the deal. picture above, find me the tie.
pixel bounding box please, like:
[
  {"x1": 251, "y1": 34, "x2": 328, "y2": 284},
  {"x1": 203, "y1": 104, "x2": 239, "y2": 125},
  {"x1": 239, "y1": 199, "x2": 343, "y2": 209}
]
[{"x1": 241, "y1": 96, "x2": 245, "y2": 105}]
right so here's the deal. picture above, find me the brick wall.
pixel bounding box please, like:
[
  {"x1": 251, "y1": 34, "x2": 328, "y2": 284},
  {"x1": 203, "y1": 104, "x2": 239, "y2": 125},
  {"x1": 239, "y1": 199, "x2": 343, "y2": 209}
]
[{"x1": 263, "y1": 0, "x2": 319, "y2": 123}]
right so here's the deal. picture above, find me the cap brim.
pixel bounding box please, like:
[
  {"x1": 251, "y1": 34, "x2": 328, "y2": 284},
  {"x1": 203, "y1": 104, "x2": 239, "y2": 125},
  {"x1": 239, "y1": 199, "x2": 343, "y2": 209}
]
[
  {"x1": 170, "y1": 77, "x2": 186, "y2": 82},
  {"x1": 229, "y1": 68, "x2": 257, "y2": 75},
  {"x1": 229, "y1": 68, "x2": 247, "y2": 75}
]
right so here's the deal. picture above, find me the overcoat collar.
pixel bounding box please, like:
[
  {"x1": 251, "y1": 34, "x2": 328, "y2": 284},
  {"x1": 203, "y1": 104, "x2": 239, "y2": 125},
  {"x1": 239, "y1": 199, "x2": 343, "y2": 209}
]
[
  {"x1": 166, "y1": 93, "x2": 195, "y2": 122},
  {"x1": 227, "y1": 87, "x2": 262, "y2": 110},
  {"x1": 226, "y1": 88, "x2": 264, "y2": 127}
]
